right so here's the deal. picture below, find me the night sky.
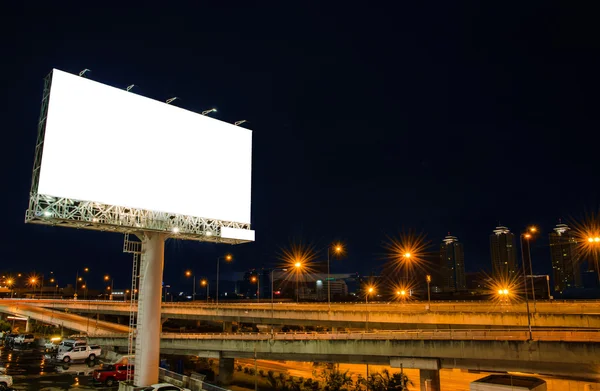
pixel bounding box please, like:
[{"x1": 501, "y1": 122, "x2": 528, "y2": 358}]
[{"x1": 1, "y1": 3, "x2": 599, "y2": 291}]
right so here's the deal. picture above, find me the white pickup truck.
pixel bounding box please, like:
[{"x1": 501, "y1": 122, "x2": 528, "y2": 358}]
[
  {"x1": 57, "y1": 344, "x2": 102, "y2": 363},
  {"x1": 13, "y1": 334, "x2": 35, "y2": 345}
]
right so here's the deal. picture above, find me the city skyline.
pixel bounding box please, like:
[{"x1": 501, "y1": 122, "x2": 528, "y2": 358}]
[{"x1": 1, "y1": 3, "x2": 599, "y2": 295}]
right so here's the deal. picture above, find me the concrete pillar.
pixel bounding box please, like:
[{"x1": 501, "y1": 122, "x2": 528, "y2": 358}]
[
  {"x1": 218, "y1": 357, "x2": 235, "y2": 385},
  {"x1": 134, "y1": 233, "x2": 165, "y2": 387},
  {"x1": 420, "y1": 369, "x2": 440, "y2": 391},
  {"x1": 25, "y1": 317, "x2": 31, "y2": 332},
  {"x1": 223, "y1": 321, "x2": 233, "y2": 333}
]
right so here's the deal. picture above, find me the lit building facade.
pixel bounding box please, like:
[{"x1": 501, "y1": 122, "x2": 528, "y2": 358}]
[
  {"x1": 490, "y1": 226, "x2": 517, "y2": 277},
  {"x1": 439, "y1": 235, "x2": 466, "y2": 291},
  {"x1": 548, "y1": 223, "x2": 581, "y2": 293}
]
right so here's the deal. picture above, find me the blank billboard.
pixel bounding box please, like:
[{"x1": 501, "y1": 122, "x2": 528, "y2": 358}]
[{"x1": 37, "y1": 69, "x2": 252, "y2": 226}]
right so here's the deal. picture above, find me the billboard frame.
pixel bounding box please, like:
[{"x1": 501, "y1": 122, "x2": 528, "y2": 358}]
[{"x1": 25, "y1": 71, "x2": 252, "y2": 244}]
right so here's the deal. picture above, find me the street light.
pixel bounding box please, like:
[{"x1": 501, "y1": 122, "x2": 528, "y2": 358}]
[
  {"x1": 251, "y1": 275, "x2": 260, "y2": 303},
  {"x1": 75, "y1": 267, "x2": 89, "y2": 299},
  {"x1": 6, "y1": 278, "x2": 14, "y2": 298},
  {"x1": 201, "y1": 280, "x2": 209, "y2": 303},
  {"x1": 216, "y1": 254, "x2": 233, "y2": 306},
  {"x1": 519, "y1": 226, "x2": 537, "y2": 340},
  {"x1": 326, "y1": 243, "x2": 344, "y2": 310},
  {"x1": 426, "y1": 275, "x2": 431, "y2": 309},
  {"x1": 365, "y1": 286, "x2": 375, "y2": 331},
  {"x1": 523, "y1": 227, "x2": 538, "y2": 311},
  {"x1": 497, "y1": 288, "x2": 510, "y2": 303},
  {"x1": 270, "y1": 268, "x2": 287, "y2": 334},
  {"x1": 403, "y1": 253, "x2": 411, "y2": 281},
  {"x1": 104, "y1": 275, "x2": 114, "y2": 300},
  {"x1": 185, "y1": 270, "x2": 196, "y2": 301},
  {"x1": 294, "y1": 262, "x2": 302, "y2": 303}
]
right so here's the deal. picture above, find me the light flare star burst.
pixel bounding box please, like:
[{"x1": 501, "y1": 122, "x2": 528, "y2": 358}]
[{"x1": 383, "y1": 231, "x2": 432, "y2": 280}]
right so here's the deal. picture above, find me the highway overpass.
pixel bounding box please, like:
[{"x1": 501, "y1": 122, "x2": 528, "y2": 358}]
[
  {"x1": 0, "y1": 303, "x2": 130, "y2": 334},
  {"x1": 7, "y1": 299, "x2": 600, "y2": 329},
  {"x1": 88, "y1": 329, "x2": 600, "y2": 381}
]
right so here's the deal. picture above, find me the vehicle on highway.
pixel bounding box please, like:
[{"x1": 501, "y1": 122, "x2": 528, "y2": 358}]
[
  {"x1": 92, "y1": 364, "x2": 134, "y2": 387},
  {"x1": 13, "y1": 334, "x2": 34, "y2": 345},
  {"x1": 56, "y1": 344, "x2": 101, "y2": 363},
  {"x1": 140, "y1": 384, "x2": 190, "y2": 391},
  {"x1": 58, "y1": 338, "x2": 87, "y2": 352}
]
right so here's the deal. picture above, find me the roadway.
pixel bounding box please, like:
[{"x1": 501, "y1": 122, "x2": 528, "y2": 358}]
[
  {"x1": 5, "y1": 299, "x2": 600, "y2": 329},
  {"x1": 87, "y1": 329, "x2": 600, "y2": 380},
  {"x1": 0, "y1": 303, "x2": 130, "y2": 334}
]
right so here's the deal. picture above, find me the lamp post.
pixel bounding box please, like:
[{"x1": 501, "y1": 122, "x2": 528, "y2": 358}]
[
  {"x1": 426, "y1": 275, "x2": 431, "y2": 309},
  {"x1": 365, "y1": 286, "x2": 374, "y2": 331},
  {"x1": 251, "y1": 275, "x2": 260, "y2": 303},
  {"x1": 403, "y1": 253, "x2": 411, "y2": 281},
  {"x1": 270, "y1": 268, "x2": 287, "y2": 334},
  {"x1": 520, "y1": 227, "x2": 536, "y2": 341},
  {"x1": 216, "y1": 254, "x2": 233, "y2": 306},
  {"x1": 524, "y1": 227, "x2": 538, "y2": 311},
  {"x1": 104, "y1": 275, "x2": 114, "y2": 300},
  {"x1": 294, "y1": 262, "x2": 302, "y2": 303},
  {"x1": 185, "y1": 270, "x2": 196, "y2": 301},
  {"x1": 6, "y1": 278, "x2": 14, "y2": 299},
  {"x1": 327, "y1": 244, "x2": 343, "y2": 310},
  {"x1": 74, "y1": 267, "x2": 89, "y2": 299},
  {"x1": 201, "y1": 280, "x2": 209, "y2": 303}
]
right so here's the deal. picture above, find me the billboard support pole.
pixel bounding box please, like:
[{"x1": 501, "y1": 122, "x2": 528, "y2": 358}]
[{"x1": 134, "y1": 232, "x2": 165, "y2": 386}]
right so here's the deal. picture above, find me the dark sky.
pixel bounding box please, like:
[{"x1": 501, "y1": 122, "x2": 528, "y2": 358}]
[{"x1": 1, "y1": 3, "x2": 599, "y2": 291}]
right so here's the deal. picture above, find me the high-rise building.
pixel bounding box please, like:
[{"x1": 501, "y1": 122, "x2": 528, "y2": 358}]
[
  {"x1": 490, "y1": 226, "x2": 517, "y2": 277},
  {"x1": 439, "y1": 235, "x2": 466, "y2": 291},
  {"x1": 548, "y1": 223, "x2": 581, "y2": 293}
]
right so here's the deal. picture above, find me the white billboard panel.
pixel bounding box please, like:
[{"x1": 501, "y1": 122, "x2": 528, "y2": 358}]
[{"x1": 37, "y1": 69, "x2": 252, "y2": 226}]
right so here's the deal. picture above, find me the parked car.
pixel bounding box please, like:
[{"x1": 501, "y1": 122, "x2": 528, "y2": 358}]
[
  {"x1": 92, "y1": 364, "x2": 134, "y2": 387},
  {"x1": 58, "y1": 339, "x2": 87, "y2": 352},
  {"x1": 44, "y1": 337, "x2": 61, "y2": 351},
  {"x1": 56, "y1": 344, "x2": 101, "y2": 363},
  {"x1": 0, "y1": 369, "x2": 13, "y2": 389},
  {"x1": 13, "y1": 334, "x2": 34, "y2": 345},
  {"x1": 140, "y1": 384, "x2": 190, "y2": 391}
]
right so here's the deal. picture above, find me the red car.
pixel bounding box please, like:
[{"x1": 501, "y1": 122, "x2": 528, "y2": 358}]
[{"x1": 92, "y1": 364, "x2": 134, "y2": 387}]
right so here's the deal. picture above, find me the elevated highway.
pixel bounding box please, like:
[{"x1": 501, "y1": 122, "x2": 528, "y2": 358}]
[
  {"x1": 0, "y1": 303, "x2": 129, "y2": 335},
  {"x1": 88, "y1": 329, "x2": 600, "y2": 381},
  {"x1": 5, "y1": 299, "x2": 600, "y2": 329}
]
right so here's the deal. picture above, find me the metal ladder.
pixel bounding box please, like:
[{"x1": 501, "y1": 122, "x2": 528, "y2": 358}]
[{"x1": 123, "y1": 233, "x2": 142, "y2": 383}]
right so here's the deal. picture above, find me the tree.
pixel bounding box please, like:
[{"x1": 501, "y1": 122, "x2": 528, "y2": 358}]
[
  {"x1": 367, "y1": 369, "x2": 414, "y2": 391},
  {"x1": 318, "y1": 367, "x2": 354, "y2": 391},
  {"x1": 0, "y1": 320, "x2": 11, "y2": 332}
]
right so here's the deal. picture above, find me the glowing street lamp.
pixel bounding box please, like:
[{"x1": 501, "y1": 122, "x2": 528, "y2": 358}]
[
  {"x1": 294, "y1": 262, "x2": 302, "y2": 303},
  {"x1": 519, "y1": 226, "x2": 537, "y2": 340},
  {"x1": 201, "y1": 279, "x2": 209, "y2": 303},
  {"x1": 216, "y1": 254, "x2": 233, "y2": 306},
  {"x1": 251, "y1": 275, "x2": 260, "y2": 303},
  {"x1": 75, "y1": 267, "x2": 89, "y2": 299},
  {"x1": 202, "y1": 108, "x2": 217, "y2": 116},
  {"x1": 326, "y1": 243, "x2": 344, "y2": 310},
  {"x1": 185, "y1": 270, "x2": 196, "y2": 301},
  {"x1": 426, "y1": 275, "x2": 432, "y2": 309},
  {"x1": 104, "y1": 275, "x2": 114, "y2": 300}
]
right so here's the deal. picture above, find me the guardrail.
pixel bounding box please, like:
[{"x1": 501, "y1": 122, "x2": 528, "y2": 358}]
[{"x1": 89, "y1": 328, "x2": 600, "y2": 342}]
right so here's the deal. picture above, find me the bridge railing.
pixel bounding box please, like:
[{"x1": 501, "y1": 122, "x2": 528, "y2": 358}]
[{"x1": 89, "y1": 328, "x2": 600, "y2": 342}]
